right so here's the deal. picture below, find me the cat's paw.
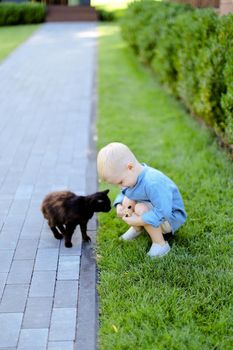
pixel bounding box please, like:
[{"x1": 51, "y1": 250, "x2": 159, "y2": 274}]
[
  {"x1": 65, "y1": 242, "x2": 72, "y2": 248},
  {"x1": 83, "y1": 235, "x2": 91, "y2": 242},
  {"x1": 54, "y1": 234, "x2": 63, "y2": 240}
]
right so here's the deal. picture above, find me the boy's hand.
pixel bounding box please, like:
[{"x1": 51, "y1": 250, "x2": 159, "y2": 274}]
[
  {"x1": 122, "y1": 213, "x2": 144, "y2": 227},
  {"x1": 116, "y1": 204, "x2": 124, "y2": 218}
]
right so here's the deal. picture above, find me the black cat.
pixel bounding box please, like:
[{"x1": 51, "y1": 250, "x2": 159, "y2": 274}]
[{"x1": 41, "y1": 189, "x2": 111, "y2": 248}]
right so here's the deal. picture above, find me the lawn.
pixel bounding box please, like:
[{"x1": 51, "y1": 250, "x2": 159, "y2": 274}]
[
  {"x1": 97, "y1": 25, "x2": 233, "y2": 350},
  {"x1": 0, "y1": 25, "x2": 39, "y2": 62}
]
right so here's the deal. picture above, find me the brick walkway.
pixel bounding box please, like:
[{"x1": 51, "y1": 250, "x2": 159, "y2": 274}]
[{"x1": 0, "y1": 23, "x2": 98, "y2": 350}]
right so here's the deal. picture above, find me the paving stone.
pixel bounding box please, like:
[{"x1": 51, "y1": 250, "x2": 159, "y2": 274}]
[
  {"x1": 15, "y1": 184, "x2": 34, "y2": 200},
  {"x1": 48, "y1": 341, "x2": 74, "y2": 350},
  {"x1": 75, "y1": 109, "x2": 98, "y2": 350},
  {"x1": 49, "y1": 308, "x2": 76, "y2": 341},
  {"x1": 60, "y1": 228, "x2": 82, "y2": 256},
  {"x1": 0, "y1": 216, "x2": 5, "y2": 231},
  {"x1": 2, "y1": 214, "x2": 25, "y2": 231},
  {"x1": 54, "y1": 280, "x2": 79, "y2": 308},
  {"x1": 0, "y1": 230, "x2": 20, "y2": 250},
  {"x1": 39, "y1": 234, "x2": 61, "y2": 249},
  {"x1": 7, "y1": 259, "x2": 34, "y2": 284},
  {"x1": 39, "y1": 223, "x2": 61, "y2": 249},
  {"x1": 34, "y1": 248, "x2": 59, "y2": 271},
  {"x1": 14, "y1": 239, "x2": 39, "y2": 260},
  {"x1": 7, "y1": 199, "x2": 29, "y2": 216},
  {"x1": 17, "y1": 328, "x2": 48, "y2": 349},
  {"x1": 19, "y1": 228, "x2": 41, "y2": 239},
  {"x1": 0, "y1": 284, "x2": 29, "y2": 312},
  {"x1": 57, "y1": 255, "x2": 80, "y2": 280},
  {"x1": 0, "y1": 176, "x2": 21, "y2": 196},
  {"x1": 29, "y1": 271, "x2": 56, "y2": 297},
  {"x1": 0, "y1": 272, "x2": 7, "y2": 298},
  {"x1": 32, "y1": 187, "x2": 49, "y2": 201},
  {"x1": 0, "y1": 250, "x2": 14, "y2": 273},
  {"x1": 22, "y1": 214, "x2": 44, "y2": 232},
  {"x1": 22, "y1": 297, "x2": 53, "y2": 329},
  {"x1": 0, "y1": 313, "x2": 23, "y2": 348},
  {"x1": 0, "y1": 198, "x2": 13, "y2": 217}
]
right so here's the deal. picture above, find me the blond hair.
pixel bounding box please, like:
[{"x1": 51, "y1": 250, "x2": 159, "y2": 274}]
[{"x1": 97, "y1": 142, "x2": 137, "y2": 181}]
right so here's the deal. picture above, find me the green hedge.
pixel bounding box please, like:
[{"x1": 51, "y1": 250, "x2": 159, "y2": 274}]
[
  {"x1": 121, "y1": 1, "x2": 193, "y2": 64},
  {"x1": 121, "y1": 0, "x2": 233, "y2": 145},
  {"x1": 0, "y1": 2, "x2": 46, "y2": 25},
  {"x1": 96, "y1": 8, "x2": 117, "y2": 22}
]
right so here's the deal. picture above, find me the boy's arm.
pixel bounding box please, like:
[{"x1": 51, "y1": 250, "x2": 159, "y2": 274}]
[
  {"x1": 141, "y1": 181, "x2": 173, "y2": 227},
  {"x1": 123, "y1": 181, "x2": 173, "y2": 227},
  {"x1": 113, "y1": 192, "x2": 125, "y2": 218},
  {"x1": 113, "y1": 192, "x2": 125, "y2": 207}
]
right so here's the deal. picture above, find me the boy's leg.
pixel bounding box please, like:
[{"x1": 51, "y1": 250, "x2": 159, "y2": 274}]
[
  {"x1": 120, "y1": 198, "x2": 142, "y2": 240},
  {"x1": 144, "y1": 224, "x2": 170, "y2": 257},
  {"x1": 120, "y1": 225, "x2": 143, "y2": 240},
  {"x1": 161, "y1": 221, "x2": 173, "y2": 241},
  {"x1": 135, "y1": 203, "x2": 170, "y2": 257},
  {"x1": 144, "y1": 224, "x2": 166, "y2": 245}
]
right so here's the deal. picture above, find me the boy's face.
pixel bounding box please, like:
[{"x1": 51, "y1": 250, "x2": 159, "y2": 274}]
[{"x1": 107, "y1": 164, "x2": 137, "y2": 188}]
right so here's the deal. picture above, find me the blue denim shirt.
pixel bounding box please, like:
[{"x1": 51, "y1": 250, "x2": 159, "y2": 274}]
[{"x1": 113, "y1": 164, "x2": 187, "y2": 233}]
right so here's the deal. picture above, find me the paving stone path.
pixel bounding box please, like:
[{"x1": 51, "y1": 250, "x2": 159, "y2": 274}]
[{"x1": 0, "y1": 23, "x2": 98, "y2": 350}]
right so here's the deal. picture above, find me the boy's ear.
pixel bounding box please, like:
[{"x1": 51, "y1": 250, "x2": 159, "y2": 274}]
[{"x1": 127, "y1": 162, "x2": 134, "y2": 170}]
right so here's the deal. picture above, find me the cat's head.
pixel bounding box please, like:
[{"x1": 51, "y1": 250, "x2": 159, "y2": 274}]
[{"x1": 90, "y1": 189, "x2": 111, "y2": 213}]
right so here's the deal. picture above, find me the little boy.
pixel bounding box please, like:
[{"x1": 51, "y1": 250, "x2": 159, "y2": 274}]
[{"x1": 97, "y1": 142, "x2": 187, "y2": 258}]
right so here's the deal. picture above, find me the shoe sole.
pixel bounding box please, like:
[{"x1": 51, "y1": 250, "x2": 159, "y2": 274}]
[
  {"x1": 119, "y1": 232, "x2": 142, "y2": 241},
  {"x1": 147, "y1": 247, "x2": 171, "y2": 258}
]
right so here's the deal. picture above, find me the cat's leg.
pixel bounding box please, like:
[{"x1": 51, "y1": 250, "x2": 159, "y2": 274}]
[
  {"x1": 80, "y1": 222, "x2": 91, "y2": 242},
  {"x1": 64, "y1": 223, "x2": 76, "y2": 248},
  {"x1": 50, "y1": 226, "x2": 63, "y2": 240},
  {"x1": 57, "y1": 225, "x2": 66, "y2": 235}
]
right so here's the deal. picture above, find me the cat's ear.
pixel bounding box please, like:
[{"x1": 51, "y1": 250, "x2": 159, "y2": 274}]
[{"x1": 103, "y1": 189, "x2": 109, "y2": 195}]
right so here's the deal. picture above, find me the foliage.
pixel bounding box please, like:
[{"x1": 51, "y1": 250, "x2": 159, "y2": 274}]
[
  {"x1": 121, "y1": 0, "x2": 233, "y2": 145},
  {"x1": 219, "y1": 15, "x2": 233, "y2": 142},
  {"x1": 121, "y1": 0, "x2": 192, "y2": 64},
  {"x1": 96, "y1": 7, "x2": 117, "y2": 22},
  {"x1": 0, "y1": 2, "x2": 46, "y2": 25}
]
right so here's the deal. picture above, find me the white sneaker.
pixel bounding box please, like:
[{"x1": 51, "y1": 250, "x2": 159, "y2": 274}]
[
  {"x1": 120, "y1": 227, "x2": 142, "y2": 241},
  {"x1": 147, "y1": 242, "x2": 170, "y2": 258}
]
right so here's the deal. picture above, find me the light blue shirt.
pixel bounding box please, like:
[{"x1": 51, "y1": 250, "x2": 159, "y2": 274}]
[{"x1": 113, "y1": 164, "x2": 187, "y2": 233}]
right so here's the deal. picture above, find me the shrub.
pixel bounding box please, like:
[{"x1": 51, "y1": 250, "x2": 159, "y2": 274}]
[
  {"x1": 96, "y1": 8, "x2": 116, "y2": 22},
  {"x1": 154, "y1": 9, "x2": 233, "y2": 141},
  {"x1": 219, "y1": 15, "x2": 233, "y2": 144},
  {"x1": 121, "y1": 1, "x2": 192, "y2": 64},
  {"x1": 173, "y1": 10, "x2": 218, "y2": 117},
  {"x1": 0, "y1": 3, "x2": 21, "y2": 25},
  {"x1": 121, "y1": 0, "x2": 233, "y2": 145},
  {"x1": 222, "y1": 56, "x2": 233, "y2": 144},
  {"x1": 121, "y1": 0, "x2": 158, "y2": 55},
  {"x1": 151, "y1": 15, "x2": 183, "y2": 95},
  {"x1": 20, "y1": 3, "x2": 46, "y2": 24},
  {"x1": 138, "y1": 2, "x2": 193, "y2": 64},
  {"x1": 0, "y1": 2, "x2": 46, "y2": 25}
]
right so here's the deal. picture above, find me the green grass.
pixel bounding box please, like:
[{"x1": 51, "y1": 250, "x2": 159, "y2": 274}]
[
  {"x1": 0, "y1": 25, "x2": 39, "y2": 62},
  {"x1": 97, "y1": 25, "x2": 233, "y2": 350}
]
